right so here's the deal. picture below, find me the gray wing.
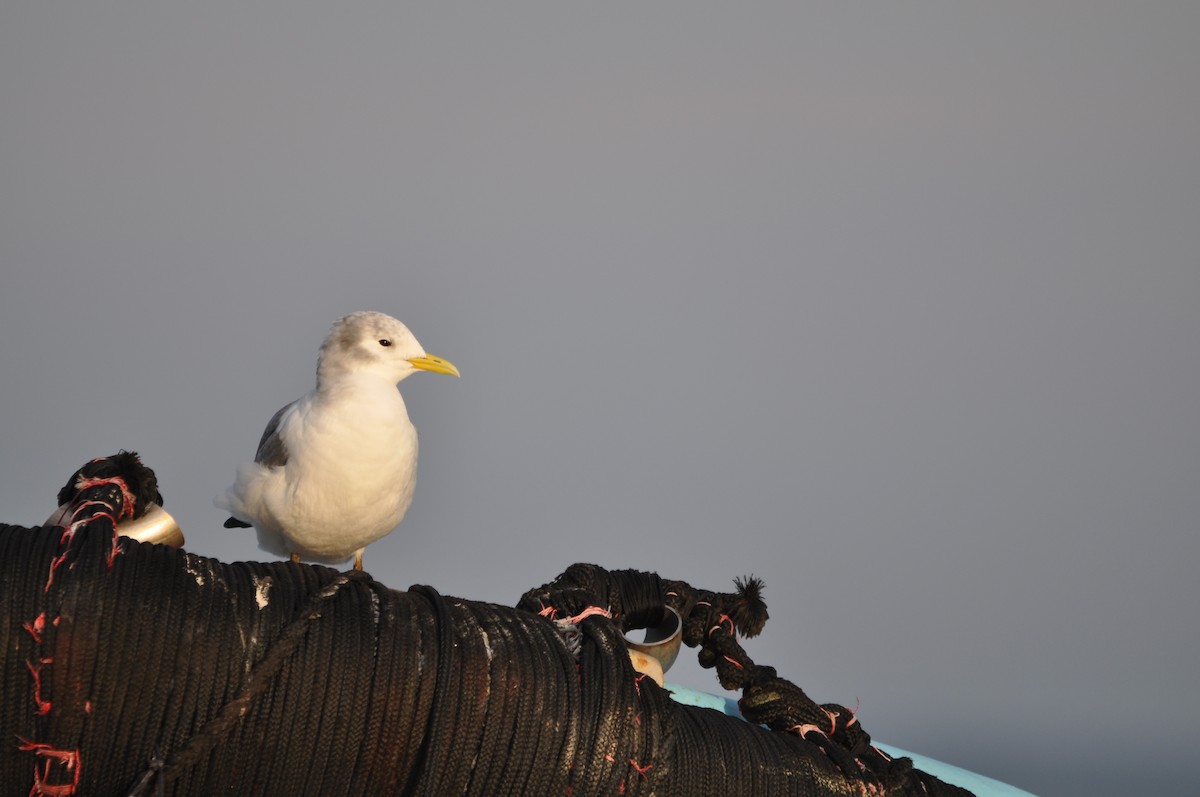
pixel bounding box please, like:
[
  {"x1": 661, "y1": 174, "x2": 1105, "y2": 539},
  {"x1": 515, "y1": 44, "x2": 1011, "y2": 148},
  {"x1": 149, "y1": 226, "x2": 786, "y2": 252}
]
[
  {"x1": 254, "y1": 402, "x2": 295, "y2": 467},
  {"x1": 222, "y1": 402, "x2": 295, "y2": 528}
]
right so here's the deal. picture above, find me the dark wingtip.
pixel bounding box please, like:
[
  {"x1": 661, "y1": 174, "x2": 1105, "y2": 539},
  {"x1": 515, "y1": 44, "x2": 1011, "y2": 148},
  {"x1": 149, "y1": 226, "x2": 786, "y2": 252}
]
[{"x1": 223, "y1": 517, "x2": 252, "y2": 529}]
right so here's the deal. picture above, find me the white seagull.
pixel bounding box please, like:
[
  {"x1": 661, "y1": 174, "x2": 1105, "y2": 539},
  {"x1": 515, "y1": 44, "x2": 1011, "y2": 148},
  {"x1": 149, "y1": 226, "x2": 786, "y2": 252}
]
[{"x1": 217, "y1": 311, "x2": 459, "y2": 571}]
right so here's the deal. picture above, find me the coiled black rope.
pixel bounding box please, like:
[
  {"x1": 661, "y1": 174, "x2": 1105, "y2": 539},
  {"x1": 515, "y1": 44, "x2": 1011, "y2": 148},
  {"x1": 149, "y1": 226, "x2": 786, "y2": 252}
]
[
  {"x1": 0, "y1": 454, "x2": 974, "y2": 796},
  {"x1": 520, "y1": 562, "x2": 974, "y2": 797},
  {"x1": 122, "y1": 570, "x2": 374, "y2": 795}
]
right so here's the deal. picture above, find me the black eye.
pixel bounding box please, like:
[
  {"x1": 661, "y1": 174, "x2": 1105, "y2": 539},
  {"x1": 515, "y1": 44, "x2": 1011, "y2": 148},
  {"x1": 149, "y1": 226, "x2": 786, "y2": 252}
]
[{"x1": 378, "y1": 339, "x2": 392, "y2": 347}]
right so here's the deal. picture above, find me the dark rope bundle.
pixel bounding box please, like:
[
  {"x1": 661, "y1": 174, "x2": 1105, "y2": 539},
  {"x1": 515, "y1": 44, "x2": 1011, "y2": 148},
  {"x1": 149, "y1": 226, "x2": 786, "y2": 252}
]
[
  {"x1": 2, "y1": 518, "x2": 584, "y2": 796},
  {"x1": 520, "y1": 563, "x2": 973, "y2": 796},
  {"x1": 1, "y1": 454, "x2": 975, "y2": 796}
]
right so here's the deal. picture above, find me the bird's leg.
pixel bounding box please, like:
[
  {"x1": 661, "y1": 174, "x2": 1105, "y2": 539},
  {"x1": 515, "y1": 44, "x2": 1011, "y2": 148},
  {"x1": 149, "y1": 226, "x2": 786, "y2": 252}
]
[
  {"x1": 354, "y1": 549, "x2": 364, "y2": 571},
  {"x1": 290, "y1": 552, "x2": 301, "y2": 564}
]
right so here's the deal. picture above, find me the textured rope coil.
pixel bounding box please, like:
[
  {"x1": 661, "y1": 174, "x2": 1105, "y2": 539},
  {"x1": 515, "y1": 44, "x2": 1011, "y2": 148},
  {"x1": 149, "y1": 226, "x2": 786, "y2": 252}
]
[{"x1": 1, "y1": 455, "x2": 973, "y2": 796}]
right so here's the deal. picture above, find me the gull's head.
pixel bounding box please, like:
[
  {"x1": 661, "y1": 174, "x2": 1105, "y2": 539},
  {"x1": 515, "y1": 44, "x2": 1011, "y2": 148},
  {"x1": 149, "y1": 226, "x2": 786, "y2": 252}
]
[{"x1": 317, "y1": 311, "x2": 460, "y2": 384}]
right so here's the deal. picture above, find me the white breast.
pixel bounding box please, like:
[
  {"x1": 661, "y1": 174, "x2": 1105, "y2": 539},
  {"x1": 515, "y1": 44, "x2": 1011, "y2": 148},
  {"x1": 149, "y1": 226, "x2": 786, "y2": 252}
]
[{"x1": 266, "y1": 379, "x2": 419, "y2": 561}]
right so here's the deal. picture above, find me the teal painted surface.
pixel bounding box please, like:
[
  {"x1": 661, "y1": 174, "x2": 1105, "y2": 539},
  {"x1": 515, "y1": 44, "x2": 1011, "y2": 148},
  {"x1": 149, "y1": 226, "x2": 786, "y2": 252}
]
[{"x1": 665, "y1": 685, "x2": 1036, "y2": 797}]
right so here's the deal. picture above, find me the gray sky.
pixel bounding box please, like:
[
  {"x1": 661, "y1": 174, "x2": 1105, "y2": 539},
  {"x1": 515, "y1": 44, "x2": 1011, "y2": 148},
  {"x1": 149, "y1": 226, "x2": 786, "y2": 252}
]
[{"x1": 2, "y1": 5, "x2": 1197, "y2": 795}]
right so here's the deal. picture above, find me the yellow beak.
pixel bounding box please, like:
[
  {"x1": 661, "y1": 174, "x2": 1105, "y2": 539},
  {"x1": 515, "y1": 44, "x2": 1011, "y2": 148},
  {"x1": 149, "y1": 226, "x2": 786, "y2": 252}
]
[{"x1": 407, "y1": 354, "x2": 461, "y2": 377}]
